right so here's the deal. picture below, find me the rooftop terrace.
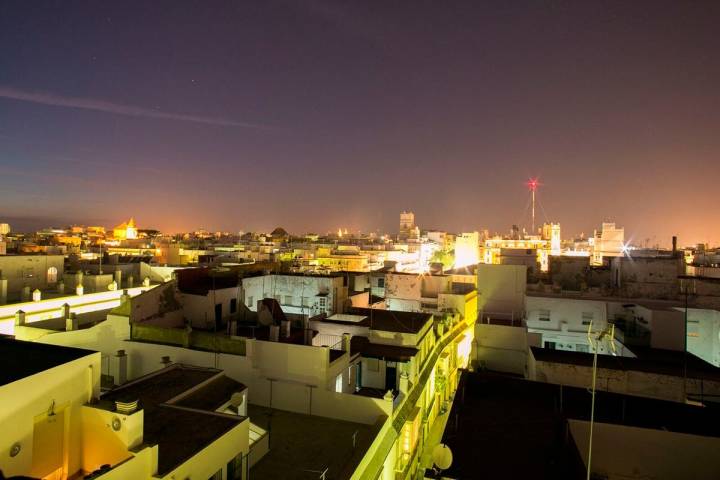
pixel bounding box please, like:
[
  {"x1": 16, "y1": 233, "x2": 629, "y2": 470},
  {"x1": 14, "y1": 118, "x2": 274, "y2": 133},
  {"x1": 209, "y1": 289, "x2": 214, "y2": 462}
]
[{"x1": 248, "y1": 404, "x2": 379, "y2": 480}]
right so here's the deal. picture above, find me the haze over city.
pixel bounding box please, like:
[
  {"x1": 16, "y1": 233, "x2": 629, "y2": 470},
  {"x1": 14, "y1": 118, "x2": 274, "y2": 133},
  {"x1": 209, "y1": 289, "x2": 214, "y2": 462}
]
[{"x1": 1, "y1": 1, "x2": 719, "y2": 245}]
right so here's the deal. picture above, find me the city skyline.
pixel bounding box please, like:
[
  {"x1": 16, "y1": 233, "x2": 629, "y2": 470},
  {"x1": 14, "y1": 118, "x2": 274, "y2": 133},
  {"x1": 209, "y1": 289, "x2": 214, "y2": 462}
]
[{"x1": 1, "y1": 1, "x2": 719, "y2": 244}]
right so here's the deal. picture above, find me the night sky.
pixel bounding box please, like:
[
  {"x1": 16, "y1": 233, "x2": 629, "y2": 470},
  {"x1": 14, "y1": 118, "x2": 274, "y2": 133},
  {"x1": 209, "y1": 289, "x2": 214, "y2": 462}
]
[{"x1": 1, "y1": 1, "x2": 718, "y2": 245}]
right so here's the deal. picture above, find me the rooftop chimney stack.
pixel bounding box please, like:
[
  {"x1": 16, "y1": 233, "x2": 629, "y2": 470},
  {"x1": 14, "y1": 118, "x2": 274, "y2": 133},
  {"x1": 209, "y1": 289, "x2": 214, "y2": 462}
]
[
  {"x1": 66, "y1": 313, "x2": 78, "y2": 331},
  {"x1": 115, "y1": 350, "x2": 128, "y2": 385},
  {"x1": 672, "y1": 236, "x2": 678, "y2": 257},
  {"x1": 269, "y1": 324, "x2": 280, "y2": 342}
]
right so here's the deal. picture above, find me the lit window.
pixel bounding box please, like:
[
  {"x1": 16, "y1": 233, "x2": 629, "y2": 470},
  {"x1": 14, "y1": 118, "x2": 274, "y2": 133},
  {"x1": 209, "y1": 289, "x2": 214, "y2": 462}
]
[{"x1": 47, "y1": 266, "x2": 58, "y2": 284}]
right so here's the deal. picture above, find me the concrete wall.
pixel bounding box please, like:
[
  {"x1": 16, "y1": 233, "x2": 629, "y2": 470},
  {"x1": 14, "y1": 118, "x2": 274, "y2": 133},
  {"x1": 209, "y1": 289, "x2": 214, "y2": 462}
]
[
  {"x1": 569, "y1": 419, "x2": 720, "y2": 480},
  {"x1": 528, "y1": 351, "x2": 720, "y2": 403},
  {"x1": 477, "y1": 264, "x2": 526, "y2": 317},
  {"x1": 474, "y1": 323, "x2": 528, "y2": 375},
  {"x1": 687, "y1": 308, "x2": 720, "y2": 367},
  {"x1": 164, "y1": 420, "x2": 248, "y2": 480},
  {"x1": 0, "y1": 286, "x2": 153, "y2": 336},
  {"x1": 526, "y1": 296, "x2": 607, "y2": 332},
  {"x1": 181, "y1": 287, "x2": 241, "y2": 329}
]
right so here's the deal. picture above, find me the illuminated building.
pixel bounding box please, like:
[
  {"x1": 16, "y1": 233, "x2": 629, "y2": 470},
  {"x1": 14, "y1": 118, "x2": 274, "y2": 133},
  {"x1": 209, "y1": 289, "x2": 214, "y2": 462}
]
[
  {"x1": 590, "y1": 222, "x2": 625, "y2": 266},
  {"x1": 0, "y1": 222, "x2": 10, "y2": 235},
  {"x1": 0, "y1": 254, "x2": 64, "y2": 305},
  {"x1": 542, "y1": 222, "x2": 561, "y2": 255},
  {"x1": 113, "y1": 217, "x2": 138, "y2": 240},
  {"x1": 454, "y1": 231, "x2": 480, "y2": 268},
  {"x1": 0, "y1": 338, "x2": 250, "y2": 480},
  {"x1": 399, "y1": 211, "x2": 419, "y2": 240}
]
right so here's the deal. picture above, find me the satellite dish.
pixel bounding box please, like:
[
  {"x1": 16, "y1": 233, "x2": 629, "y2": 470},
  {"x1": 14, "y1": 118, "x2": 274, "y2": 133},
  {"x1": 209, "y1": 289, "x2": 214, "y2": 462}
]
[{"x1": 432, "y1": 444, "x2": 453, "y2": 471}]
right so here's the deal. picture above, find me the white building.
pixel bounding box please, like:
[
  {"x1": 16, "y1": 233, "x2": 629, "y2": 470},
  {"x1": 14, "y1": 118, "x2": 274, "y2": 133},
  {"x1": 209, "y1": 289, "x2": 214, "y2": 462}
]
[
  {"x1": 241, "y1": 273, "x2": 348, "y2": 317},
  {"x1": 686, "y1": 308, "x2": 720, "y2": 367},
  {"x1": 0, "y1": 339, "x2": 250, "y2": 480},
  {"x1": 454, "y1": 231, "x2": 479, "y2": 268},
  {"x1": 591, "y1": 222, "x2": 625, "y2": 266}
]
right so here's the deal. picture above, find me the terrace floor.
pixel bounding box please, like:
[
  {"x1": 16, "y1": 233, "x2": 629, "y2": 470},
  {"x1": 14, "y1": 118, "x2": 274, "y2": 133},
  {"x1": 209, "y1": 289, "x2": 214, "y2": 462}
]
[{"x1": 248, "y1": 404, "x2": 380, "y2": 480}]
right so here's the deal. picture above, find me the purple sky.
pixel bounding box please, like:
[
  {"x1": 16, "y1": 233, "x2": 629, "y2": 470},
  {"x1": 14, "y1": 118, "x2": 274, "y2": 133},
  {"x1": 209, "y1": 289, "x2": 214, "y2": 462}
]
[{"x1": 1, "y1": 1, "x2": 719, "y2": 246}]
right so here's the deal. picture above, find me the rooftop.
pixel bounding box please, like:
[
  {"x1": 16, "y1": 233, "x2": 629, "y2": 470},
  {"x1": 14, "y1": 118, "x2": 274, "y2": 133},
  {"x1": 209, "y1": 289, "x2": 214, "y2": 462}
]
[
  {"x1": 0, "y1": 337, "x2": 96, "y2": 386},
  {"x1": 346, "y1": 307, "x2": 432, "y2": 334},
  {"x1": 530, "y1": 346, "x2": 720, "y2": 382},
  {"x1": 350, "y1": 336, "x2": 418, "y2": 362},
  {"x1": 526, "y1": 291, "x2": 684, "y2": 311},
  {"x1": 248, "y1": 404, "x2": 379, "y2": 480},
  {"x1": 99, "y1": 364, "x2": 246, "y2": 476},
  {"x1": 438, "y1": 370, "x2": 720, "y2": 479}
]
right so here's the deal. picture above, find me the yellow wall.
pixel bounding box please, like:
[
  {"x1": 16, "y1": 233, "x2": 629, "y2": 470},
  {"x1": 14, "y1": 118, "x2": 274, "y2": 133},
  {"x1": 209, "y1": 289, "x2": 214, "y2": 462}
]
[{"x1": 0, "y1": 352, "x2": 101, "y2": 478}]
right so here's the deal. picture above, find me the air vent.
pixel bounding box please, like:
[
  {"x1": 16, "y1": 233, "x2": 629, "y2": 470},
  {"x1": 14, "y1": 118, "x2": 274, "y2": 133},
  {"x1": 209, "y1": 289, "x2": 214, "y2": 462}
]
[{"x1": 115, "y1": 399, "x2": 139, "y2": 415}]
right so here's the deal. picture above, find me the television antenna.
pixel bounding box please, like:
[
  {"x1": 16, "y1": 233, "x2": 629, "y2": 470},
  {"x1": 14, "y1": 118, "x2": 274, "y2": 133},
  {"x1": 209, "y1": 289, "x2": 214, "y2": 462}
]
[{"x1": 585, "y1": 321, "x2": 616, "y2": 480}]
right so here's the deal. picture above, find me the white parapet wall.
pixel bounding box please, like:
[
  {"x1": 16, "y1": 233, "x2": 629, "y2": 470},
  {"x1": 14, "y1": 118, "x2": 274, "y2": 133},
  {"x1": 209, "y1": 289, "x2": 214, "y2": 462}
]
[{"x1": 0, "y1": 286, "x2": 154, "y2": 336}]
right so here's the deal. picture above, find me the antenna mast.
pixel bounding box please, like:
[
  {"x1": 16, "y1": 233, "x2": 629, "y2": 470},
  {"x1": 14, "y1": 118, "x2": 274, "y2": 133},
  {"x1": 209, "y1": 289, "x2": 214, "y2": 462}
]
[{"x1": 527, "y1": 178, "x2": 539, "y2": 234}]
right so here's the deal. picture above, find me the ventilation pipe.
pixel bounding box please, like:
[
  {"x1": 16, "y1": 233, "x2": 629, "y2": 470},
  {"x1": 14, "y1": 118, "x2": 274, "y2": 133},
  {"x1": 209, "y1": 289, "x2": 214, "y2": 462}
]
[
  {"x1": 66, "y1": 313, "x2": 78, "y2": 331},
  {"x1": 115, "y1": 350, "x2": 128, "y2": 385}
]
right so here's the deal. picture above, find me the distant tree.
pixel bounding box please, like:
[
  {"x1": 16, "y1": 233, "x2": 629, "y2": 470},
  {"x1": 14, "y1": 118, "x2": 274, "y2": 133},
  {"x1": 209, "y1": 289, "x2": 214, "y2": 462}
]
[{"x1": 431, "y1": 248, "x2": 455, "y2": 269}]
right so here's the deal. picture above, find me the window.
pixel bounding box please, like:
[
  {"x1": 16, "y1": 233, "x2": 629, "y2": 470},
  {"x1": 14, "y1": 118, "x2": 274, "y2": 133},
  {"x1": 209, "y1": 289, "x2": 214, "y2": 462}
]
[
  {"x1": 377, "y1": 278, "x2": 385, "y2": 288},
  {"x1": 284, "y1": 295, "x2": 293, "y2": 306},
  {"x1": 208, "y1": 469, "x2": 222, "y2": 480},
  {"x1": 318, "y1": 296, "x2": 327, "y2": 307},
  {"x1": 538, "y1": 309, "x2": 551, "y2": 322},
  {"x1": 581, "y1": 311, "x2": 594, "y2": 326},
  {"x1": 47, "y1": 266, "x2": 58, "y2": 284},
  {"x1": 230, "y1": 298, "x2": 237, "y2": 314},
  {"x1": 302, "y1": 296, "x2": 310, "y2": 307},
  {"x1": 246, "y1": 296, "x2": 254, "y2": 309}
]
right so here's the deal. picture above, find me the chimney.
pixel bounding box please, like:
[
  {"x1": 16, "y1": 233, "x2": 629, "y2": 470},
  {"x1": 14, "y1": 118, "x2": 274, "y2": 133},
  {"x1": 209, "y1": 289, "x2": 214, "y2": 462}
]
[
  {"x1": 115, "y1": 350, "x2": 128, "y2": 385},
  {"x1": 14, "y1": 310, "x2": 26, "y2": 326},
  {"x1": 160, "y1": 355, "x2": 172, "y2": 366},
  {"x1": 269, "y1": 324, "x2": 280, "y2": 342},
  {"x1": 127, "y1": 275, "x2": 134, "y2": 288},
  {"x1": 62, "y1": 303, "x2": 70, "y2": 320},
  {"x1": 21, "y1": 286, "x2": 31, "y2": 302},
  {"x1": 672, "y1": 236, "x2": 678, "y2": 257},
  {"x1": 281, "y1": 320, "x2": 291, "y2": 338},
  {"x1": 32, "y1": 289, "x2": 41, "y2": 302},
  {"x1": 399, "y1": 372, "x2": 410, "y2": 394},
  {"x1": 66, "y1": 313, "x2": 78, "y2": 331},
  {"x1": 114, "y1": 270, "x2": 122, "y2": 288},
  {"x1": 56, "y1": 280, "x2": 65, "y2": 295}
]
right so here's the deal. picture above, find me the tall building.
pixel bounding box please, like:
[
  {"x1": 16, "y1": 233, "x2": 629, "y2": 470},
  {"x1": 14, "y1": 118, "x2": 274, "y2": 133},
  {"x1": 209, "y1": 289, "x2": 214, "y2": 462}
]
[
  {"x1": 399, "y1": 211, "x2": 419, "y2": 240},
  {"x1": 542, "y1": 222, "x2": 561, "y2": 255},
  {"x1": 454, "y1": 231, "x2": 480, "y2": 268},
  {"x1": 0, "y1": 223, "x2": 10, "y2": 235},
  {"x1": 591, "y1": 222, "x2": 625, "y2": 265},
  {"x1": 113, "y1": 218, "x2": 138, "y2": 240}
]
